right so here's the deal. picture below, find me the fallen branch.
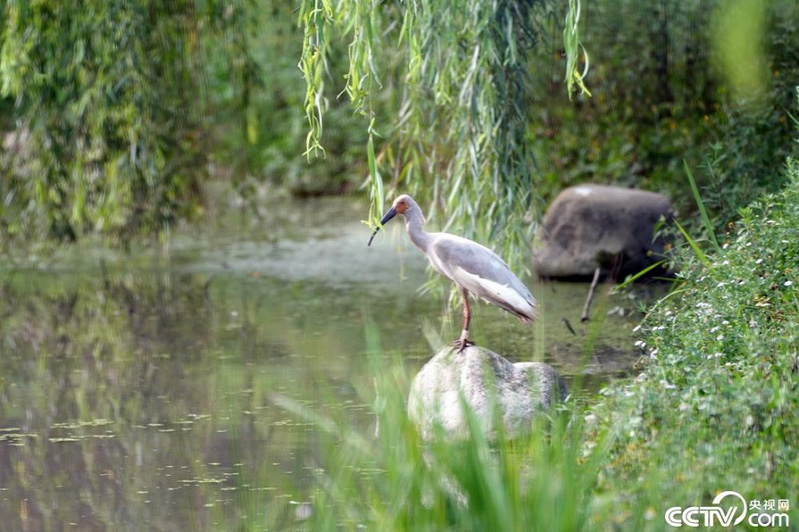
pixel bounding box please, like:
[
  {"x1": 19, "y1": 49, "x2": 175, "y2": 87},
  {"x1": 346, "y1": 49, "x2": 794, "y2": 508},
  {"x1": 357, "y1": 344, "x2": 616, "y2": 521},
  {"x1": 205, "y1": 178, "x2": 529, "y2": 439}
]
[{"x1": 581, "y1": 267, "x2": 602, "y2": 323}]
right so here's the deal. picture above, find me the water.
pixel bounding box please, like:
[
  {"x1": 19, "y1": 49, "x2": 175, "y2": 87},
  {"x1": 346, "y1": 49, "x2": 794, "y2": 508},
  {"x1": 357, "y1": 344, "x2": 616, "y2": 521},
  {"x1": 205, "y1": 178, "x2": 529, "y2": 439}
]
[{"x1": 0, "y1": 195, "x2": 658, "y2": 530}]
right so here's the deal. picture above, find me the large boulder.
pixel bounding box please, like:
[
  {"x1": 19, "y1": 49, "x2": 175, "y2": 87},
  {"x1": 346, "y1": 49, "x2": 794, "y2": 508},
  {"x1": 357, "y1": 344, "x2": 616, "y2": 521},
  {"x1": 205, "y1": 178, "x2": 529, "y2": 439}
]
[
  {"x1": 534, "y1": 184, "x2": 674, "y2": 280},
  {"x1": 408, "y1": 345, "x2": 566, "y2": 441}
]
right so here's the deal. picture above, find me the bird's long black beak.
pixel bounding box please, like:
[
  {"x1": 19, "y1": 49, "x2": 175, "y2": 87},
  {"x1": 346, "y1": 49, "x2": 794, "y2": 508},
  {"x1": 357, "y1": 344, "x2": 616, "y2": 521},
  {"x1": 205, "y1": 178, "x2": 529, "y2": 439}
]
[{"x1": 367, "y1": 207, "x2": 397, "y2": 247}]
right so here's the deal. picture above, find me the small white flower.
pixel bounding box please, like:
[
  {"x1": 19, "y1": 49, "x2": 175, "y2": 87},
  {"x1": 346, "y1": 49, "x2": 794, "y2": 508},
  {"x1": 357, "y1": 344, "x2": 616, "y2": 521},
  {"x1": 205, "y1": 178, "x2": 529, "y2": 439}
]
[
  {"x1": 785, "y1": 280, "x2": 793, "y2": 287},
  {"x1": 756, "y1": 258, "x2": 764, "y2": 265}
]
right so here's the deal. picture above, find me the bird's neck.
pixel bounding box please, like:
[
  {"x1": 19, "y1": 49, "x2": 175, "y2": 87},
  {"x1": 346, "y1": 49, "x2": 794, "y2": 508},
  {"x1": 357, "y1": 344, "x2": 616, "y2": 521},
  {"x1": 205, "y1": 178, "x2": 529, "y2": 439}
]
[{"x1": 405, "y1": 211, "x2": 432, "y2": 253}]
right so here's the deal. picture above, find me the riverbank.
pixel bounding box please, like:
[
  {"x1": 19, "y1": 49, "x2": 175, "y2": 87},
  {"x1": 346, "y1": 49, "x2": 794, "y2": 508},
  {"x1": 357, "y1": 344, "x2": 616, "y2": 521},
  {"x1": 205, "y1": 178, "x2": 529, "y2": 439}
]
[{"x1": 588, "y1": 158, "x2": 799, "y2": 529}]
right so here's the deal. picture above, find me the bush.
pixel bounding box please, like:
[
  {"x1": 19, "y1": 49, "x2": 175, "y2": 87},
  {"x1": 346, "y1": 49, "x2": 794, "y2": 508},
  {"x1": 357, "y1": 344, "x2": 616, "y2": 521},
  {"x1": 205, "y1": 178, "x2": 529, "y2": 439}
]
[
  {"x1": 590, "y1": 157, "x2": 799, "y2": 527},
  {"x1": 529, "y1": 0, "x2": 799, "y2": 230}
]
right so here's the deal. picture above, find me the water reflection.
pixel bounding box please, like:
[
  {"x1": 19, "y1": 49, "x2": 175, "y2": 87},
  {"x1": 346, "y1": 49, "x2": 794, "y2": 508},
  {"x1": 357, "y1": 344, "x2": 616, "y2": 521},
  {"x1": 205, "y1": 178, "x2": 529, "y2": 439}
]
[{"x1": 0, "y1": 196, "x2": 659, "y2": 530}]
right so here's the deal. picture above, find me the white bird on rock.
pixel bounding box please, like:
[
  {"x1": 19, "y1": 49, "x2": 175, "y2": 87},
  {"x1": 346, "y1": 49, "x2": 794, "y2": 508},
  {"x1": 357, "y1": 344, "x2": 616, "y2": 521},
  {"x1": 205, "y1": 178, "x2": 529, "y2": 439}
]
[{"x1": 368, "y1": 194, "x2": 536, "y2": 352}]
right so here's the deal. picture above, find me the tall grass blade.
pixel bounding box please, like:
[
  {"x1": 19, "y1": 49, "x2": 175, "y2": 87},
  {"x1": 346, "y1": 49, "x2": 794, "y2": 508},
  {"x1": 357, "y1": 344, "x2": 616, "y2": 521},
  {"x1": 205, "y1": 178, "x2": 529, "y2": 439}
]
[
  {"x1": 675, "y1": 219, "x2": 709, "y2": 266},
  {"x1": 613, "y1": 259, "x2": 668, "y2": 291},
  {"x1": 684, "y1": 159, "x2": 721, "y2": 253}
]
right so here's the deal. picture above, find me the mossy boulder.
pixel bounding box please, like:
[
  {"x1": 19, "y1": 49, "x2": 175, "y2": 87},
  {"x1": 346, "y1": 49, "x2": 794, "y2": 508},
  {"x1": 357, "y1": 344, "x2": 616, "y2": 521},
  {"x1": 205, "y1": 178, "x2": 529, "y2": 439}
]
[
  {"x1": 535, "y1": 184, "x2": 674, "y2": 280},
  {"x1": 408, "y1": 345, "x2": 566, "y2": 441}
]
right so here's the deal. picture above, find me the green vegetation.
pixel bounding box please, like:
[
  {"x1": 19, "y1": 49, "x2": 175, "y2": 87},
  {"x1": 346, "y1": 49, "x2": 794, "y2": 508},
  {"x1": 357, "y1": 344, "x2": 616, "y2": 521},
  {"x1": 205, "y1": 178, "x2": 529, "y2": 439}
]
[
  {"x1": 0, "y1": 1, "x2": 370, "y2": 249},
  {"x1": 298, "y1": 0, "x2": 589, "y2": 272},
  {"x1": 528, "y1": 0, "x2": 799, "y2": 229},
  {"x1": 0, "y1": 1, "x2": 207, "y2": 245},
  {"x1": 590, "y1": 157, "x2": 799, "y2": 527},
  {"x1": 278, "y1": 338, "x2": 604, "y2": 531},
  {"x1": 1, "y1": 0, "x2": 798, "y2": 270},
  {"x1": 303, "y1": 0, "x2": 799, "y2": 273}
]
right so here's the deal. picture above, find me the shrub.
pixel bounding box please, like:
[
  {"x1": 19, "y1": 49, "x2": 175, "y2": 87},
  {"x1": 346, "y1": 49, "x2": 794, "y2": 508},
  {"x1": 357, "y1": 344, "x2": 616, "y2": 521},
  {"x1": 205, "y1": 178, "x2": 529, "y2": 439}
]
[{"x1": 591, "y1": 157, "x2": 799, "y2": 526}]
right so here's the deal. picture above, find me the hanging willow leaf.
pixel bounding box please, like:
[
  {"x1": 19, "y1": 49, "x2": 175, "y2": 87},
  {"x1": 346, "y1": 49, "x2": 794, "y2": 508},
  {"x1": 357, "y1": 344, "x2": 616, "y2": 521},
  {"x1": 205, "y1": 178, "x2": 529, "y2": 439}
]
[
  {"x1": 0, "y1": 1, "x2": 209, "y2": 247},
  {"x1": 564, "y1": 0, "x2": 591, "y2": 98},
  {"x1": 298, "y1": 0, "x2": 589, "y2": 275}
]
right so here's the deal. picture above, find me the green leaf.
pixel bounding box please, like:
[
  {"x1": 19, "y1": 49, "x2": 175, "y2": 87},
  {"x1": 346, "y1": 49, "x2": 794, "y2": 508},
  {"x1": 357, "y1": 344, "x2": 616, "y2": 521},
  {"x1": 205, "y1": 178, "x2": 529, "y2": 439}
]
[
  {"x1": 684, "y1": 160, "x2": 721, "y2": 254},
  {"x1": 367, "y1": 130, "x2": 383, "y2": 226},
  {"x1": 675, "y1": 219, "x2": 710, "y2": 267}
]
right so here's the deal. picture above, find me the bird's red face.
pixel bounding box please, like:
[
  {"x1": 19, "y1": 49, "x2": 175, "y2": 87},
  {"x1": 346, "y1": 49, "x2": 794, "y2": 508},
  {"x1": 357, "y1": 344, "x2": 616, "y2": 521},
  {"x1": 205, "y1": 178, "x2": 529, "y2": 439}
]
[{"x1": 393, "y1": 197, "x2": 410, "y2": 214}]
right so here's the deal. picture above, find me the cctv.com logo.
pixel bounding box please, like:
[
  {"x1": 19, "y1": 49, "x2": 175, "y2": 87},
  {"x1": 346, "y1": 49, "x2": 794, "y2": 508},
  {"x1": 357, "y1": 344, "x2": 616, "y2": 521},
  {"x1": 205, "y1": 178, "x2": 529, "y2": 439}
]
[{"x1": 665, "y1": 490, "x2": 790, "y2": 528}]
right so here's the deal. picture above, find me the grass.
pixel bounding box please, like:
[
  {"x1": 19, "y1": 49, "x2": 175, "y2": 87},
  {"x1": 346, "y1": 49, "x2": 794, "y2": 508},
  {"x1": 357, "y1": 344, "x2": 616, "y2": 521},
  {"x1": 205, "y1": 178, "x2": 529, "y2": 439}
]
[
  {"x1": 286, "y1": 157, "x2": 799, "y2": 530},
  {"x1": 590, "y1": 156, "x2": 799, "y2": 528},
  {"x1": 286, "y1": 370, "x2": 605, "y2": 531}
]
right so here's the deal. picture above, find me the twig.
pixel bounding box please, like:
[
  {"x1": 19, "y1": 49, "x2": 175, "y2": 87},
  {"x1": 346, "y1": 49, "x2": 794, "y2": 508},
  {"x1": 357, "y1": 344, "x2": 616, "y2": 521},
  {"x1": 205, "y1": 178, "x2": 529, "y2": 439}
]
[
  {"x1": 581, "y1": 267, "x2": 601, "y2": 323},
  {"x1": 562, "y1": 317, "x2": 577, "y2": 336}
]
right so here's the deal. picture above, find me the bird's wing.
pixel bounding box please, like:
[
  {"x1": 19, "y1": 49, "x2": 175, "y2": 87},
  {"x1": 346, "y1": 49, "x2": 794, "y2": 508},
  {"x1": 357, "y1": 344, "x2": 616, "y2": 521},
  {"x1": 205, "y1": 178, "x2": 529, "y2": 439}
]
[{"x1": 429, "y1": 234, "x2": 536, "y2": 321}]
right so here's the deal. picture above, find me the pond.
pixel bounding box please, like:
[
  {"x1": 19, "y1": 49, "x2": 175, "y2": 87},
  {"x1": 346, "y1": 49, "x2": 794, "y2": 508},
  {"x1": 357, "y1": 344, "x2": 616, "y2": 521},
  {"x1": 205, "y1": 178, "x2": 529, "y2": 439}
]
[{"x1": 0, "y1": 195, "x2": 658, "y2": 531}]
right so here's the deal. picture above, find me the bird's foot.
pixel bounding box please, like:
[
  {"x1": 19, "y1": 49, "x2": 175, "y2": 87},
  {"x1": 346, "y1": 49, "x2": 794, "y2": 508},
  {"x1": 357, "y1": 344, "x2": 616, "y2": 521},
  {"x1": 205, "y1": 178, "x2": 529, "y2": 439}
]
[{"x1": 453, "y1": 337, "x2": 475, "y2": 353}]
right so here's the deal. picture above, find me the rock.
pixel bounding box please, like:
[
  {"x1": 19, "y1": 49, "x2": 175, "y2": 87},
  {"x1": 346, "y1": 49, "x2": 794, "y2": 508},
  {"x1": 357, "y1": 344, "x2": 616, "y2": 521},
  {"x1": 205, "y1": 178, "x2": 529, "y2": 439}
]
[
  {"x1": 534, "y1": 184, "x2": 674, "y2": 280},
  {"x1": 408, "y1": 345, "x2": 566, "y2": 441}
]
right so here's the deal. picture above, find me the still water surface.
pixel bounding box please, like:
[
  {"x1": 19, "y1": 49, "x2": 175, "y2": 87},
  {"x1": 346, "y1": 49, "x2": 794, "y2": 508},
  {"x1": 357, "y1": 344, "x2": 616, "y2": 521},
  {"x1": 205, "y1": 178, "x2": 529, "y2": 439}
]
[{"x1": 0, "y1": 196, "x2": 655, "y2": 530}]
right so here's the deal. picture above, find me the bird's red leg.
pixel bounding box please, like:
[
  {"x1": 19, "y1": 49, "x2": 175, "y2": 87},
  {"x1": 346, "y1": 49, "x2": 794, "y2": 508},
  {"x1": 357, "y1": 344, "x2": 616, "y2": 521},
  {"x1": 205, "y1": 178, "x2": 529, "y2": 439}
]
[{"x1": 454, "y1": 287, "x2": 475, "y2": 353}]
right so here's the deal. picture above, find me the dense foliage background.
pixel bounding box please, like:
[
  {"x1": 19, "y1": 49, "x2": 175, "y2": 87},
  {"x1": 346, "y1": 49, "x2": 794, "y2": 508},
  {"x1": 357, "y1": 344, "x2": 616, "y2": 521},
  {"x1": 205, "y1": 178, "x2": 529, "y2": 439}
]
[{"x1": 0, "y1": 0, "x2": 797, "y2": 256}]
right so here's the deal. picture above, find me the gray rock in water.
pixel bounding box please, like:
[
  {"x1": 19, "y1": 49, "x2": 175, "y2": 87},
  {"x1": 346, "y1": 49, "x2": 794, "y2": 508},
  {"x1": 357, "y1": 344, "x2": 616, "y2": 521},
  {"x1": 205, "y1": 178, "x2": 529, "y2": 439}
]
[
  {"x1": 534, "y1": 184, "x2": 674, "y2": 280},
  {"x1": 408, "y1": 345, "x2": 566, "y2": 441}
]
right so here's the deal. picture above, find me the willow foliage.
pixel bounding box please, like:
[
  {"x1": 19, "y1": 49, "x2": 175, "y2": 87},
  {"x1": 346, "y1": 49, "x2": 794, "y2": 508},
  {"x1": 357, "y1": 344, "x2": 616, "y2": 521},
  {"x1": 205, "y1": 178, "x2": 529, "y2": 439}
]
[
  {"x1": 299, "y1": 0, "x2": 587, "y2": 272},
  {"x1": 0, "y1": 1, "x2": 206, "y2": 247}
]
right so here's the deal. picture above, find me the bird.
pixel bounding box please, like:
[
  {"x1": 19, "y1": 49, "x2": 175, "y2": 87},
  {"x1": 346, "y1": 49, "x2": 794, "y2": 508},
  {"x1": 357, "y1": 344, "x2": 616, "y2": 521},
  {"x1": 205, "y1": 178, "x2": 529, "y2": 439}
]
[{"x1": 368, "y1": 194, "x2": 536, "y2": 353}]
